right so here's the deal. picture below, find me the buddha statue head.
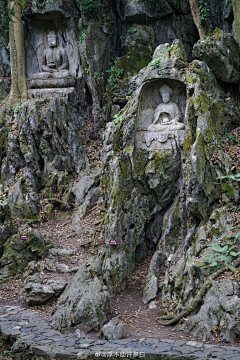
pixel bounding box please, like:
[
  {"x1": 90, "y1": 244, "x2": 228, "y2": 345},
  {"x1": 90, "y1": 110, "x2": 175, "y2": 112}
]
[
  {"x1": 159, "y1": 84, "x2": 172, "y2": 103},
  {"x1": 47, "y1": 31, "x2": 58, "y2": 48}
]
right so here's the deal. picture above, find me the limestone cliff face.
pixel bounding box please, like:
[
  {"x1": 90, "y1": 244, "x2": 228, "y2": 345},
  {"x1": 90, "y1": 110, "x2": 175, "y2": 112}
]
[
  {"x1": 100, "y1": 38, "x2": 239, "y2": 289},
  {"x1": 0, "y1": 0, "x2": 230, "y2": 218},
  {"x1": 1, "y1": 0, "x2": 240, "y2": 341}
]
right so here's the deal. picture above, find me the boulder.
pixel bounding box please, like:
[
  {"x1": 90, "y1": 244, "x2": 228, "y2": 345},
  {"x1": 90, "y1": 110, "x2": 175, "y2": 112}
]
[
  {"x1": 24, "y1": 274, "x2": 67, "y2": 305},
  {"x1": 143, "y1": 251, "x2": 166, "y2": 304},
  {"x1": 0, "y1": 227, "x2": 49, "y2": 282},
  {"x1": 42, "y1": 203, "x2": 54, "y2": 222},
  {"x1": 51, "y1": 257, "x2": 112, "y2": 332},
  {"x1": 72, "y1": 168, "x2": 102, "y2": 206},
  {"x1": 192, "y1": 28, "x2": 239, "y2": 83},
  {"x1": 73, "y1": 329, "x2": 88, "y2": 339},
  {"x1": 143, "y1": 275, "x2": 158, "y2": 305},
  {"x1": 100, "y1": 317, "x2": 126, "y2": 340},
  {"x1": 72, "y1": 187, "x2": 101, "y2": 223},
  {"x1": 178, "y1": 279, "x2": 240, "y2": 343},
  {"x1": 25, "y1": 282, "x2": 55, "y2": 305},
  {"x1": 48, "y1": 278, "x2": 68, "y2": 296},
  {"x1": 49, "y1": 248, "x2": 76, "y2": 258}
]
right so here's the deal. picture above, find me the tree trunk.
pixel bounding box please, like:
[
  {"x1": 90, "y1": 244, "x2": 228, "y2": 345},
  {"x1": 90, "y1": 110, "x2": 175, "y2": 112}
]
[
  {"x1": 233, "y1": 0, "x2": 240, "y2": 47},
  {"x1": 189, "y1": 0, "x2": 207, "y2": 40},
  {"x1": 8, "y1": 0, "x2": 28, "y2": 107}
]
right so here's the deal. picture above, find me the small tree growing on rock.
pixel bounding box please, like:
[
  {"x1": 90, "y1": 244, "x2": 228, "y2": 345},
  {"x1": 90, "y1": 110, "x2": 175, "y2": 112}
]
[
  {"x1": 189, "y1": 0, "x2": 210, "y2": 40},
  {"x1": 0, "y1": 0, "x2": 28, "y2": 107},
  {"x1": 7, "y1": 0, "x2": 28, "y2": 107}
]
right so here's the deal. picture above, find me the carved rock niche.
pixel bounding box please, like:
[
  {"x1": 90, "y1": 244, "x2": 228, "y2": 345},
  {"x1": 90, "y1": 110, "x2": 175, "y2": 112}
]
[
  {"x1": 136, "y1": 79, "x2": 186, "y2": 151},
  {"x1": 24, "y1": 13, "x2": 81, "y2": 97}
]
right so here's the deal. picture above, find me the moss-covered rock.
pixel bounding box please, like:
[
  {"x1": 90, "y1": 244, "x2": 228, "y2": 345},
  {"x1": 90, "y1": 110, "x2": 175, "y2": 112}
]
[
  {"x1": 50, "y1": 256, "x2": 112, "y2": 332},
  {"x1": 192, "y1": 29, "x2": 239, "y2": 83},
  {"x1": 0, "y1": 200, "x2": 16, "y2": 257},
  {"x1": 0, "y1": 227, "x2": 50, "y2": 282},
  {"x1": 101, "y1": 39, "x2": 239, "y2": 313},
  {"x1": 101, "y1": 40, "x2": 189, "y2": 295},
  {"x1": 107, "y1": 24, "x2": 155, "y2": 104},
  {"x1": 161, "y1": 208, "x2": 230, "y2": 310},
  {"x1": 178, "y1": 278, "x2": 240, "y2": 343},
  {"x1": 0, "y1": 97, "x2": 87, "y2": 220}
]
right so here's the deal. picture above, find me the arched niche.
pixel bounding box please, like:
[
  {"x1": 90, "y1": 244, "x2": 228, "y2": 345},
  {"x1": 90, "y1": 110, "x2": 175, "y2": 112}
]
[
  {"x1": 136, "y1": 79, "x2": 186, "y2": 151},
  {"x1": 24, "y1": 13, "x2": 80, "y2": 79}
]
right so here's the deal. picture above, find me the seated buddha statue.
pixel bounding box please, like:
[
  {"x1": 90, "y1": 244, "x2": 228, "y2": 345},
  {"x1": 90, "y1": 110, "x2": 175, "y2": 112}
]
[
  {"x1": 33, "y1": 31, "x2": 70, "y2": 79},
  {"x1": 148, "y1": 84, "x2": 185, "y2": 131}
]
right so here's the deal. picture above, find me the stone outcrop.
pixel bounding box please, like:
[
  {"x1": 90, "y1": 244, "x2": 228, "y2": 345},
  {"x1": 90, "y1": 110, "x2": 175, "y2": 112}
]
[
  {"x1": 0, "y1": 199, "x2": 16, "y2": 257},
  {"x1": 24, "y1": 273, "x2": 67, "y2": 305},
  {"x1": 101, "y1": 39, "x2": 236, "y2": 294},
  {"x1": 99, "y1": 38, "x2": 240, "y2": 341},
  {"x1": 0, "y1": 96, "x2": 86, "y2": 220},
  {"x1": 50, "y1": 257, "x2": 112, "y2": 332},
  {"x1": 100, "y1": 317, "x2": 126, "y2": 340},
  {"x1": 0, "y1": 226, "x2": 50, "y2": 282},
  {"x1": 178, "y1": 278, "x2": 240, "y2": 343},
  {"x1": 143, "y1": 251, "x2": 166, "y2": 304},
  {"x1": 192, "y1": 28, "x2": 239, "y2": 83}
]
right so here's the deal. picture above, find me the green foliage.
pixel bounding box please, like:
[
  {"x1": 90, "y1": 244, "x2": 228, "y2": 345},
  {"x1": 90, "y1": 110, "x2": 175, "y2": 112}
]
[
  {"x1": 37, "y1": 0, "x2": 48, "y2": 8},
  {"x1": 78, "y1": 28, "x2": 88, "y2": 43},
  {"x1": 93, "y1": 71, "x2": 103, "y2": 80},
  {"x1": 127, "y1": 26, "x2": 134, "y2": 33},
  {"x1": 4, "y1": 345, "x2": 14, "y2": 355},
  {"x1": 204, "y1": 229, "x2": 240, "y2": 273},
  {"x1": 218, "y1": 173, "x2": 240, "y2": 197},
  {"x1": 12, "y1": 102, "x2": 22, "y2": 113},
  {"x1": 0, "y1": 0, "x2": 26, "y2": 35},
  {"x1": 78, "y1": 0, "x2": 100, "y2": 12},
  {"x1": 106, "y1": 60, "x2": 124, "y2": 87},
  {"x1": 96, "y1": 306, "x2": 104, "y2": 315},
  {"x1": 225, "y1": 132, "x2": 238, "y2": 145},
  {"x1": 198, "y1": 0, "x2": 210, "y2": 23},
  {"x1": 112, "y1": 113, "x2": 122, "y2": 124}
]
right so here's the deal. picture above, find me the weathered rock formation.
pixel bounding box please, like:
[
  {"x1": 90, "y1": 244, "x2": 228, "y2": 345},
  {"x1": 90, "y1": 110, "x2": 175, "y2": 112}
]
[
  {"x1": 0, "y1": 0, "x2": 240, "y2": 343},
  {"x1": 0, "y1": 226, "x2": 50, "y2": 282}
]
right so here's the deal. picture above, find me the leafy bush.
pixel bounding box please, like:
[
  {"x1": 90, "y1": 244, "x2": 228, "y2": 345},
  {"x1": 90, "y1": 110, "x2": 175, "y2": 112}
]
[
  {"x1": 203, "y1": 229, "x2": 240, "y2": 273},
  {"x1": 78, "y1": 28, "x2": 88, "y2": 43},
  {"x1": 106, "y1": 60, "x2": 124, "y2": 87},
  {"x1": 78, "y1": 0, "x2": 100, "y2": 12},
  {"x1": 198, "y1": 0, "x2": 210, "y2": 23},
  {"x1": 218, "y1": 173, "x2": 240, "y2": 197}
]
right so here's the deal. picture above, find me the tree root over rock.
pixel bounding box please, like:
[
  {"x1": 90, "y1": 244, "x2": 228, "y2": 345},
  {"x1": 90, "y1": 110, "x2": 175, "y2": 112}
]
[{"x1": 157, "y1": 258, "x2": 240, "y2": 326}]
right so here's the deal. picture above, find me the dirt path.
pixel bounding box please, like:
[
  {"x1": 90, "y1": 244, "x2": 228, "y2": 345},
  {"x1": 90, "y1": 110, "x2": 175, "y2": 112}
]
[
  {"x1": 1, "y1": 126, "x2": 240, "y2": 346},
  {"x1": 0, "y1": 206, "x2": 222, "y2": 346}
]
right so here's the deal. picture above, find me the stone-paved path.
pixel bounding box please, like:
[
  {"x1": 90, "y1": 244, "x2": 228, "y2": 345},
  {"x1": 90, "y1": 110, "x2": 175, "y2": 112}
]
[{"x1": 1, "y1": 306, "x2": 240, "y2": 359}]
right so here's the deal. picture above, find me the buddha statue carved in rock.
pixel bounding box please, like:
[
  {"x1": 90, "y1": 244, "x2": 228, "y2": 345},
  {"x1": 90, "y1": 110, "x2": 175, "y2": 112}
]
[
  {"x1": 148, "y1": 84, "x2": 185, "y2": 131},
  {"x1": 33, "y1": 31, "x2": 70, "y2": 79}
]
